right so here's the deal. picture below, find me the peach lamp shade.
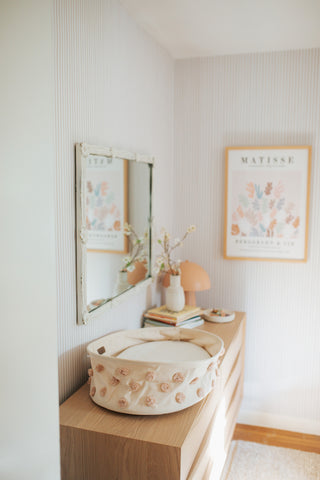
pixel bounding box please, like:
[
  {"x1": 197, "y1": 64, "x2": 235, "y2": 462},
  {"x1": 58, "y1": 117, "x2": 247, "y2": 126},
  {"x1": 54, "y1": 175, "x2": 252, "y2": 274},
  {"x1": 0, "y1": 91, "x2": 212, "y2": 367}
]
[{"x1": 163, "y1": 261, "x2": 211, "y2": 306}]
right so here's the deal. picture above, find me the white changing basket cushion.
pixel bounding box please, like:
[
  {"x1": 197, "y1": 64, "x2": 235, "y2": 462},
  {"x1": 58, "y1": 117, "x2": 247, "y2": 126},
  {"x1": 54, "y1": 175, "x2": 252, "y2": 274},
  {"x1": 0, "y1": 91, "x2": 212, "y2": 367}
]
[{"x1": 87, "y1": 327, "x2": 225, "y2": 415}]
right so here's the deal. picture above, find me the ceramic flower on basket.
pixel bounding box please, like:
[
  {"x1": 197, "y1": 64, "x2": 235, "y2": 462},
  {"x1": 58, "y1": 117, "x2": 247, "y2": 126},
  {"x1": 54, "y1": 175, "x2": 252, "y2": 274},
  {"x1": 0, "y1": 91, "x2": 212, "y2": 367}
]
[{"x1": 154, "y1": 225, "x2": 196, "y2": 312}]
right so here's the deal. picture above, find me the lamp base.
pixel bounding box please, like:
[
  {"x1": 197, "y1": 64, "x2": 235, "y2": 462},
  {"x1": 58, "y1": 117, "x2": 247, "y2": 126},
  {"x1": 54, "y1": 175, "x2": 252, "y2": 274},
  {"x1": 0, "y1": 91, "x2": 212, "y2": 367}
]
[{"x1": 184, "y1": 291, "x2": 196, "y2": 306}]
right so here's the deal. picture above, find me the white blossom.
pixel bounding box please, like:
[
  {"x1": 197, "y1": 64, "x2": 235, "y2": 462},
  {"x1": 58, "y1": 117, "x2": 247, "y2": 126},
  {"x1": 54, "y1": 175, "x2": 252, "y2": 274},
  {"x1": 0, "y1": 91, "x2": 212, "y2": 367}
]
[{"x1": 154, "y1": 224, "x2": 196, "y2": 275}]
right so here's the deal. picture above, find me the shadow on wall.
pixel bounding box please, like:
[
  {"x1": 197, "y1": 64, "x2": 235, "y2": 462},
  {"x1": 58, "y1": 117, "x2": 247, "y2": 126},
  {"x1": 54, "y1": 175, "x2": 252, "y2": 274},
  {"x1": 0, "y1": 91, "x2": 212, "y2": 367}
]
[{"x1": 58, "y1": 344, "x2": 89, "y2": 403}]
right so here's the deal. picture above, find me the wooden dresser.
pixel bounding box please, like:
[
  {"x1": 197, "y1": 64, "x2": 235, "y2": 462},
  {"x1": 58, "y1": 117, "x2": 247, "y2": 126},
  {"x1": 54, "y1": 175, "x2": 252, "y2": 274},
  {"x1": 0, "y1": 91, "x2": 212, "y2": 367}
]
[{"x1": 60, "y1": 312, "x2": 246, "y2": 480}]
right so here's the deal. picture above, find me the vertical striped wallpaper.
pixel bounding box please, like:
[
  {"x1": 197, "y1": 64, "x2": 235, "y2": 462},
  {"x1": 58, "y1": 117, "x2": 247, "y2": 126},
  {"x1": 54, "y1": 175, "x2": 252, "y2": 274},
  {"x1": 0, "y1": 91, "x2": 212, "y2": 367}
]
[
  {"x1": 174, "y1": 49, "x2": 320, "y2": 434},
  {"x1": 54, "y1": 0, "x2": 319, "y2": 433},
  {"x1": 54, "y1": 0, "x2": 174, "y2": 403}
]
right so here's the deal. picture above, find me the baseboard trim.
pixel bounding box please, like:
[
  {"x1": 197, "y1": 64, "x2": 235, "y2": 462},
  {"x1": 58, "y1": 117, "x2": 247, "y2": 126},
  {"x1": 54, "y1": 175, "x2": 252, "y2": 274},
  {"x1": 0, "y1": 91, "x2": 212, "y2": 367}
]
[
  {"x1": 233, "y1": 424, "x2": 320, "y2": 454},
  {"x1": 238, "y1": 408, "x2": 320, "y2": 436}
]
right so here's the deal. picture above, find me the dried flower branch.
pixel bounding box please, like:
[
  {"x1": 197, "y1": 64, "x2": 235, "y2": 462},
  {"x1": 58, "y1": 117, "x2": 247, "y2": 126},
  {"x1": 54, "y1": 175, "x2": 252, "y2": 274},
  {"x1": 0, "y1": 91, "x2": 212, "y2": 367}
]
[
  {"x1": 154, "y1": 225, "x2": 196, "y2": 275},
  {"x1": 121, "y1": 223, "x2": 148, "y2": 272}
]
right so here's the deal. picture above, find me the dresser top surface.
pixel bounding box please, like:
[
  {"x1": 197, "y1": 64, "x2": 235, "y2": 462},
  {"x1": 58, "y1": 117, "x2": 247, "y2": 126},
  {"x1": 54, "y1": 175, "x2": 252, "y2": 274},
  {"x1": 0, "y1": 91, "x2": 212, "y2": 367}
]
[{"x1": 59, "y1": 312, "x2": 245, "y2": 448}]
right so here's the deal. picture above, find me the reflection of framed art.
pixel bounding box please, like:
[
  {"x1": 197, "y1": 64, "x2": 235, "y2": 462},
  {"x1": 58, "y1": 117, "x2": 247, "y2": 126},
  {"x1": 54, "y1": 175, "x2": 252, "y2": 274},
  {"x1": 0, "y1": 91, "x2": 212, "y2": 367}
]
[
  {"x1": 86, "y1": 155, "x2": 128, "y2": 253},
  {"x1": 224, "y1": 146, "x2": 311, "y2": 262}
]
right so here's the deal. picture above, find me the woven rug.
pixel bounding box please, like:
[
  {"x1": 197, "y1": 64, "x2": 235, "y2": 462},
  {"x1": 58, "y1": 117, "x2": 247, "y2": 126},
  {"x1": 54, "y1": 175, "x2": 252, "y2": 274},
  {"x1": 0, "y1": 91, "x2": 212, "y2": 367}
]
[{"x1": 221, "y1": 441, "x2": 320, "y2": 480}]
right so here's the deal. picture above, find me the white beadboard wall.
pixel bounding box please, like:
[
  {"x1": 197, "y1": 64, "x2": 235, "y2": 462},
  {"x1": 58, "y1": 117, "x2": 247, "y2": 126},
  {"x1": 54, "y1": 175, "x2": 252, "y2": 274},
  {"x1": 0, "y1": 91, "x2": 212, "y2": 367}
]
[
  {"x1": 174, "y1": 49, "x2": 320, "y2": 434},
  {"x1": 54, "y1": 0, "x2": 174, "y2": 403}
]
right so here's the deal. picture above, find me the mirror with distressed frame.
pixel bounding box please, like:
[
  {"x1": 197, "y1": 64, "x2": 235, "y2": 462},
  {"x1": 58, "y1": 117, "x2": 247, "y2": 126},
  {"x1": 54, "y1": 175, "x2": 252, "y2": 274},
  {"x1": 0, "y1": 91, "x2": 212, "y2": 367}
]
[{"x1": 76, "y1": 143, "x2": 153, "y2": 324}]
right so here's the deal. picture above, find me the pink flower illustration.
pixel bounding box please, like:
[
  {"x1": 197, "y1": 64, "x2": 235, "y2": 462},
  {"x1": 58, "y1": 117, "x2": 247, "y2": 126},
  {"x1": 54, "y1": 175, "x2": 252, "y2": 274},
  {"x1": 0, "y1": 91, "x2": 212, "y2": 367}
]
[
  {"x1": 96, "y1": 364, "x2": 104, "y2": 373},
  {"x1": 237, "y1": 205, "x2": 244, "y2": 218},
  {"x1": 88, "y1": 368, "x2": 93, "y2": 377},
  {"x1": 172, "y1": 372, "x2": 184, "y2": 383},
  {"x1": 274, "y1": 180, "x2": 284, "y2": 199},
  {"x1": 87, "y1": 377, "x2": 91, "y2": 385},
  {"x1": 246, "y1": 182, "x2": 255, "y2": 199},
  {"x1": 231, "y1": 224, "x2": 240, "y2": 236},
  {"x1": 270, "y1": 208, "x2": 277, "y2": 219},
  {"x1": 145, "y1": 396, "x2": 156, "y2": 407},
  {"x1": 175, "y1": 392, "x2": 186, "y2": 404},
  {"x1": 90, "y1": 386, "x2": 96, "y2": 397},
  {"x1": 117, "y1": 367, "x2": 130, "y2": 376}
]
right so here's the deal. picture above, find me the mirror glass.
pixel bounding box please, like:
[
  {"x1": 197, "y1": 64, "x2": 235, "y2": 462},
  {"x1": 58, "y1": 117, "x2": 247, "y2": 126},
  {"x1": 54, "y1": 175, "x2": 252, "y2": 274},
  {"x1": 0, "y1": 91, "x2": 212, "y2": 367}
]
[{"x1": 76, "y1": 147, "x2": 152, "y2": 320}]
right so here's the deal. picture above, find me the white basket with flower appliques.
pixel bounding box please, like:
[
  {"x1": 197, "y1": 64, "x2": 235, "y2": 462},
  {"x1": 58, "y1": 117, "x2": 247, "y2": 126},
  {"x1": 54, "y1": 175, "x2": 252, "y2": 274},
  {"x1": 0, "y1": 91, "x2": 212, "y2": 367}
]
[{"x1": 87, "y1": 327, "x2": 224, "y2": 415}]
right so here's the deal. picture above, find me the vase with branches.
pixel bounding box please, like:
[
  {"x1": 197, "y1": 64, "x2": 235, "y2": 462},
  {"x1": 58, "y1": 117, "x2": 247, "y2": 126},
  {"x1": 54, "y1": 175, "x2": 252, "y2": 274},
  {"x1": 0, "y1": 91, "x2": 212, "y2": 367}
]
[
  {"x1": 153, "y1": 224, "x2": 196, "y2": 275},
  {"x1": 154, "y1": 225, "x2": 196, "y2": 311},
  {"x1": 113, "y1": 223, "x2": 148, "y2": 296},
  {"x1": 121, "y1": 223, "x2": 148, "y2": 273}
]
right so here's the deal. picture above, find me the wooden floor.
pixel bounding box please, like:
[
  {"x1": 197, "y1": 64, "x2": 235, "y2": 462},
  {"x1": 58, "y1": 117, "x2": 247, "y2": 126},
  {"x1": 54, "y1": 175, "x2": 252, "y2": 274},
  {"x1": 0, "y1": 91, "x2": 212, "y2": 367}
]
[{"x1": 233, "y1": 424, "x2": 320, "y2": 454}]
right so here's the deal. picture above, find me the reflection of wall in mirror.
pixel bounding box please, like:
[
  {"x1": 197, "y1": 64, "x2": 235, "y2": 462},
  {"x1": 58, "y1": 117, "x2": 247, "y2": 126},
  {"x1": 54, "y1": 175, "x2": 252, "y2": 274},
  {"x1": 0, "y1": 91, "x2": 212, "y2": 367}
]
[
  {"x1": 127, "y1": 162, "x2": 151, "y2": 281},
  {"x1": 86, "y1": 161, "x2": 151, "y2": 307},
  {"x1": 87, "y1": 251, "x2": 123, "y2": 305},
  {"x1": 128, "y1": 162, "x2": 150, "y2": 236}
]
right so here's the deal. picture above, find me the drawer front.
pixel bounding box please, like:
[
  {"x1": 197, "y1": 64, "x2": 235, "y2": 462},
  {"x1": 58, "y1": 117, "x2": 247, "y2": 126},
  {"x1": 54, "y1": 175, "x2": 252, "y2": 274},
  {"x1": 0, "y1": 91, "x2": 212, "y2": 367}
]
[{"x1": 185, "y1": 323, "x2": 245, "y2": 480}]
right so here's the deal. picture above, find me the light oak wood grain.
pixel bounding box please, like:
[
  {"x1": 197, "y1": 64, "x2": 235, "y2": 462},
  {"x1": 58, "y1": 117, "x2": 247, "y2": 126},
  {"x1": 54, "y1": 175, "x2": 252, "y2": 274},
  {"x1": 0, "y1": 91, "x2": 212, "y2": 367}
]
[
  {"x1": 233, "y1": 423, "x2": 320, "y2": 454},
  {"x1": 60, "y1": 312, "x2": 246, "y2": 480}
]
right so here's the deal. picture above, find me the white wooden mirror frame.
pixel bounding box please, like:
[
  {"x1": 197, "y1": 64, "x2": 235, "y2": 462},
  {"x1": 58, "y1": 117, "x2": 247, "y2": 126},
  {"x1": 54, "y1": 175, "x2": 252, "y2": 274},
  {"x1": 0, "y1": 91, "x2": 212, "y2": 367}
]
[{"x1": 76, "y1": 143, "x2": 154, "y2": 325}]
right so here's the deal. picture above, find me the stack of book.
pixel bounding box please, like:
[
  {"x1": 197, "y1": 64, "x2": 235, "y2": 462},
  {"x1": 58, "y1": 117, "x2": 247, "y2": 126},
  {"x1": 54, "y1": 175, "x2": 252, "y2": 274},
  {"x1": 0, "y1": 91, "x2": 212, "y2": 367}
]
[{"x1": 143, "y1": 305, "x2": 204, "y2": 329}]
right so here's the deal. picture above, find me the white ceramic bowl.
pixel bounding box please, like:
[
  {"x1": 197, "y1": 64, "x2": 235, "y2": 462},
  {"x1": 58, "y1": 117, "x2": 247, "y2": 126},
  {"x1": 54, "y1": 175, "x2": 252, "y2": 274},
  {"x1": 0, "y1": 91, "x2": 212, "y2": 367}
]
[
  {"x1": 87, "y1": 327, "x2": 224, "y2": 415},
  {"x1": 203, "y1": 309, "x2": 235, "y2": 323}
]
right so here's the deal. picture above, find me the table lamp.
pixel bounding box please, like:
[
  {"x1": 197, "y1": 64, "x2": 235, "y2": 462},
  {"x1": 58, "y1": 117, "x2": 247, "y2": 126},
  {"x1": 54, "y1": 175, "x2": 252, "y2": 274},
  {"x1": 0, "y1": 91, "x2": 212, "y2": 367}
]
[{"x1": 163, "y1": 260, "x2": 211, "y2": 306}]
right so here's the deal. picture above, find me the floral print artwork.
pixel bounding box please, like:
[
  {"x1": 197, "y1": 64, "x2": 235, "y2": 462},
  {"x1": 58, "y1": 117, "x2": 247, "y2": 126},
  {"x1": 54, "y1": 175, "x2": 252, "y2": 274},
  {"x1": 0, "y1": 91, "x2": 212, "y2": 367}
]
[
  {"x1": 231, "y1": 179, "x2": 300, "y2": 239},
  {"x1": 85, "y1": 155, "x2": 127, "y2": 252},
  {"x1": 225, "y1": 147, "x2": 310, "y2": 261}
]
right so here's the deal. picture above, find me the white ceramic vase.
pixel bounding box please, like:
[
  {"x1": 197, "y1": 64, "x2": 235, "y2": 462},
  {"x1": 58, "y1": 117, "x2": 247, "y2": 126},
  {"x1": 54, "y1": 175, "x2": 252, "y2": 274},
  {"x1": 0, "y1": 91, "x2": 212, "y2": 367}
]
[
  {"x1": 166, "y1": 274, "x2": 185, "y2": 312},
  {"x1": 113, "y1": 271, "x2": 129, "y2": 296}
]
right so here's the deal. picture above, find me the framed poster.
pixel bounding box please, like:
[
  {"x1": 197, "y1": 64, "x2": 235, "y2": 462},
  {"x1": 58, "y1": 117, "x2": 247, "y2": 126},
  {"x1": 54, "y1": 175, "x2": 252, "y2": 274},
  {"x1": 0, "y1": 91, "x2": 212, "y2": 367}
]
[
  {"x1": 224, "y1": 146, "x2": 311, "y2": 262},
  {"x1": 86, "y1": 155, "x2": 128, "y2": 253}
]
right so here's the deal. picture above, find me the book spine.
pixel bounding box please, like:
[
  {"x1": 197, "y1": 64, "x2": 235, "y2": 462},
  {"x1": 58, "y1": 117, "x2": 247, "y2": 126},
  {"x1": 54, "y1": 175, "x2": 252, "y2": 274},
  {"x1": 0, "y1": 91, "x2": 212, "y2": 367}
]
[
  {"x1": 144, "y1": 317, "x2": 177, "y2": 326},
  {"x1": 144, "y1": 312, "x2": 198, "y2": 323},
  {"x1": 144, "y1": 314, "x2": 179, "y2": 323},
  {"x1": 143, "y1": 320, "x2": 171, "y2": 327},
  {"x1": 144, "y1": 319, "x2": 205, "y2": 329},
  {"x1": 178, "y1": 316, "x2": 202, "y2": 325},
  {"x1": 144, "y1": 315, "x2": 202, "y2": 326}
]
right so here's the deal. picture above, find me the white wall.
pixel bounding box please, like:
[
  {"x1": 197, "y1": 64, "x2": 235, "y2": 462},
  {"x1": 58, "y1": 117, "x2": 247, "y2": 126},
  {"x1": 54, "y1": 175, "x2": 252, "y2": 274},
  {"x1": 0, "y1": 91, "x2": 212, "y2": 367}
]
[
  {"x1": 0, "y1": 1, "x2": 60, "y2": 479},
  {"x1": 174, "y1": 49, "x2": 320, "y2": 435},
  {"x1": 54, "y1": 0, "x2": 174, "y2": 402}
]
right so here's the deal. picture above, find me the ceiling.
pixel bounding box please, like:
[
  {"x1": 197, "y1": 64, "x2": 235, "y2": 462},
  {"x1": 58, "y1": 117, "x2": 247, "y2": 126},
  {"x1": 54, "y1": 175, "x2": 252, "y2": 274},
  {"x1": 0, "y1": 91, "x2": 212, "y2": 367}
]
[{"x1": 120, "y1": 0, "x2": 320, "y2": 58}]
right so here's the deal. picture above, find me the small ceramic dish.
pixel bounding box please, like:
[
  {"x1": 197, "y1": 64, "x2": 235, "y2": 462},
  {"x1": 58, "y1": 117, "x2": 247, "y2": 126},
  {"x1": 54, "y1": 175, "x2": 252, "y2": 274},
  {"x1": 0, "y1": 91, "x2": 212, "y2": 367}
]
[{"x1": 203, "y1": 308, "x2": 235, "y2": 323}]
